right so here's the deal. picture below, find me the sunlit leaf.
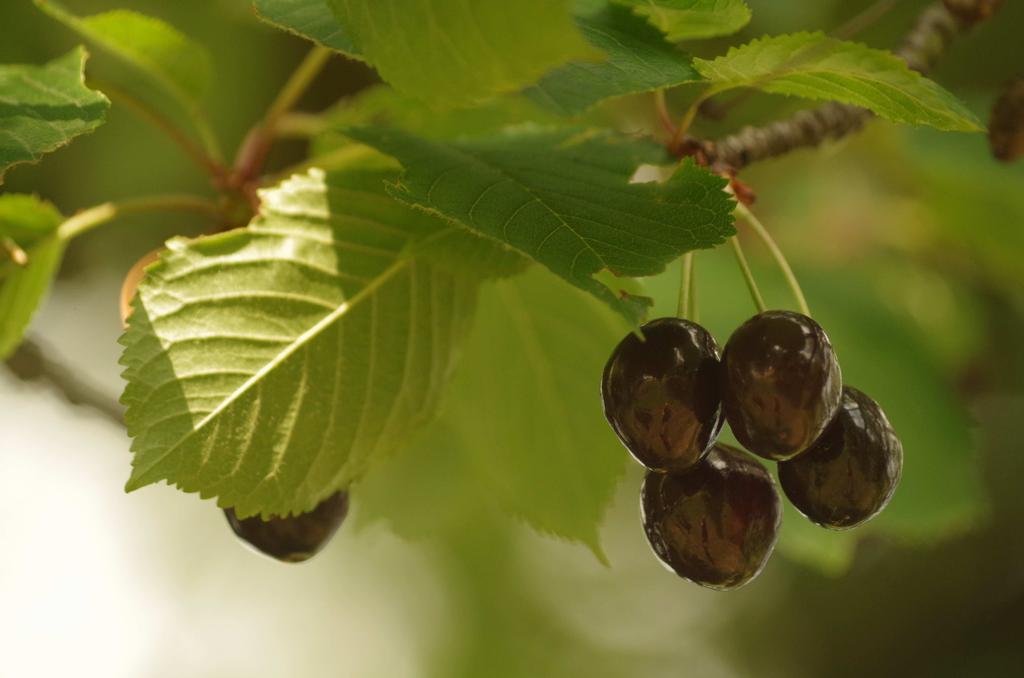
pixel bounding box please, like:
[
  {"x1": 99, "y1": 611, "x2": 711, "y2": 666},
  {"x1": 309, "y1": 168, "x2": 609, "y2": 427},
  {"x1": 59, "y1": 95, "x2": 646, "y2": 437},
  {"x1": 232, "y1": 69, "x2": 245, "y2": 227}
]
[
  {"x1": 325, "y1": 0, "x2": 599, "y2": 106},
  {"x1": 694, "y1": 32, "x2": 983, "y2": 131},
  {"x1": 348, "y1": 126, "x2": 735, "y2": 324},
  {"x1": 613, "y1": 0, "x2": 752, "y2": 41},
  {"x1": 0, "y1": 47, "x2": 109, "y2": 183},
  {"x1": 120, "y1": 166, "x2": 510, "y2": 517},
  {"x1": 253, "y1": 0, "x2": 361, "y2": 57}
]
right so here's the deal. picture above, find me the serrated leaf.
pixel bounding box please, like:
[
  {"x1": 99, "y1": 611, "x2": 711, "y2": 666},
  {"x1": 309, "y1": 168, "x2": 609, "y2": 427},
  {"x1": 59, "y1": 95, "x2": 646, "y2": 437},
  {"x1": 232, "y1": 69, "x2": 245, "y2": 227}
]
[
  {"x1": 443, "y1": 268, "x2": 631, "y2": 555},
  {"x1": 0, "y1": 195, "x2": 65, "y2": 359},
  {"x1": 316, "y1": 85, "x2": 558, "y2": 150},
  {"x1": 348, "y1": 126, "x2": 736, "y2": 324},
  {"x1": 307, "y1": 87, "x2": 561, "y2": 177},
  {"x1": 34, "y1": 0, "x2": 212, "y2": 112},
  {"x1": 613, "y1": 0, "x2": 752, "y2": 41},
  {"x1": 325, "y1": 0, "x2": 599, "y2": 106},
  {"x1": 253, "y1": 0, "x2": 361, "y2": 57},
  {"x1": 360, "y1": 266, "x2": 630, "y2": 557},
  {"x1": 693, "y1": 32, "x2": 983, "y2": 132},
  {"x1": 119, "y1": 166, "x2": 511, "y2": 518},
  {"x1": 526, "y1": 1, "x2": 701, "y2": 116},
  {"x1": 0, "y1": 47, "x2": 109, "y2": 183}
]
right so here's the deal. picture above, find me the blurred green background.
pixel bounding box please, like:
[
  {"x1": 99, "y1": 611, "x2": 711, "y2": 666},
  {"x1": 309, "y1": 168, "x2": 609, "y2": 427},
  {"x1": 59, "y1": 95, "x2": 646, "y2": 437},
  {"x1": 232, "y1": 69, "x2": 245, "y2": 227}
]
[{"x1": 1, "y1": 1, "x2": 1023, "y2": 676}]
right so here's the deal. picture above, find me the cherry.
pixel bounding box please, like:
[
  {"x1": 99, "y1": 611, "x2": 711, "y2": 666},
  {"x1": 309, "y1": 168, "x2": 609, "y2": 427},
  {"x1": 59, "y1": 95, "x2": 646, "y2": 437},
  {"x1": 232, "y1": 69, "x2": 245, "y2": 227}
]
[
  {"x1": 602, "y1": 317, "x2": 724, "y2": 472},
  {"x1": 641, "y1": 444, "x2": 781, "y2": 590},
  {"x1": 224, "y1": 491, "x2": 349, "y2": 563},
  {"x1": 720, "y1": 310, "x2": 842, "y2": 461},
  {"x1": 779, "y1": 386, "x2": 902, "y2": 529}
]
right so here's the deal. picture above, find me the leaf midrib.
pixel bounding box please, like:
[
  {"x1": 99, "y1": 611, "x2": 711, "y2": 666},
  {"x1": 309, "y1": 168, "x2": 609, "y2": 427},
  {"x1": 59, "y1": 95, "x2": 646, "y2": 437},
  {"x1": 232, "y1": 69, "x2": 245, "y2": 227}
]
[
  {"x1": 417, "y1": 141, "x2": 608, "y2": 273},
  {"x1": 126, "y1": 253, "x2": 412, "y2": 486}
]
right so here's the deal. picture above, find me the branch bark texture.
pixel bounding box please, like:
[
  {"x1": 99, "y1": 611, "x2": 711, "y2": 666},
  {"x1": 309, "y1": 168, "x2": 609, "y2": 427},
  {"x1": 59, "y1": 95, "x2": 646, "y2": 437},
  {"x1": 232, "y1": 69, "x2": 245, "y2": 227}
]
[{"x1": 704, "y1": 2, "x2": 983, "y2": 171}]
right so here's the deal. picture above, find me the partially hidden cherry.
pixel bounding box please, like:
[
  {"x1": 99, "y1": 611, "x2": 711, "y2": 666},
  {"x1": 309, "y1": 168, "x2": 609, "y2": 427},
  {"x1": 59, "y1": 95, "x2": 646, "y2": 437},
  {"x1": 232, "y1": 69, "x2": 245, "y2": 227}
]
[
  {"x1": 720, "y1": 310, "x2": 842, "y2": 461},
  {"x1": 602, "y1": 317, "x2": 724, "y2": 472},
  {"x1": 641, "y1": 444, "x2": 781, "y2": 590},
  {"x1": 779, "y1": 386, "x2": 902, "y2": 529},
  {"x1": 224, "y1": 491, "x2": 349, "y2": 563}
]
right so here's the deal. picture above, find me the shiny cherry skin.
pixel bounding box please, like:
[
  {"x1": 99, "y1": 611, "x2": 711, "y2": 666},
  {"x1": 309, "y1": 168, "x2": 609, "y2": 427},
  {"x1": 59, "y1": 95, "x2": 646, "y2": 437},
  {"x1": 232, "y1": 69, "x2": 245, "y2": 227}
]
[
  {"x1": 720, "y1": 310, "x2": 842, "y2": 461},
  {"x1": 641, "y1": 444, "x2": 781, "y2": 591},
  {"x1": 779, "y1": 386, "x2": 902, "y2": 529},
  {"x1": 602, "y1": 317, "x2": 724, "y2": 472},
  {"x1": 224, "y1": 491, "x2": 349, "y2": 563}
]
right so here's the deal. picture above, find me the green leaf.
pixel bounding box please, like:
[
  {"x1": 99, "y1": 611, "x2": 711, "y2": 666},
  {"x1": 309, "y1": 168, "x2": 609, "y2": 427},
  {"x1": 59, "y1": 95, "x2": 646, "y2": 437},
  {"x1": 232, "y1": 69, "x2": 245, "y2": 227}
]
[
  {"x1": 307, "y1": 86, "x2": 560, "y2": 171},
  {"x1": 253, "y1": 0, "x2": 361, "y2": 58},
  {"x1": 325, "y1": 0, "x2": 599, "y2": 106},
  {"x1": 693, "y1": 32, "x2": 982, "y2": 132},
  {"x1": 348, "y1": 126, "x2": 736, "y2": 324},
  {"x1": 119, "y1": 166, "x2": 508, "y2": 518},
  {"x1": 317, "y1": 86, "x2": 558, "y2": 149},
  {"x1": 34, "y1": 0, "x2": 212, "y2": 112},
  {"x1": 0, "y1": 195, "x2": 66, "y2": 359},
  {"x1": 0, "y1": 47, "x2": 109, "y2": 183},
  {"x1": 613, "y1": 0, "x2": 752, "y2": 41},
  {"x1": 361, "y1": 266, "x2": 631, "y2": 556},
  {"x1": 526, "y1": 1, "x2": 701, "y2": 116}
]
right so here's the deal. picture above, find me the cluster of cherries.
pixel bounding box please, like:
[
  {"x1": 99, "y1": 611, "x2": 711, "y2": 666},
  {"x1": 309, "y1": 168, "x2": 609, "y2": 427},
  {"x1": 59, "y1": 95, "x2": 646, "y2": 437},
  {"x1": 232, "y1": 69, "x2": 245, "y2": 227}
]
[
  {"x1": 219, "y1": 312, "x2": 902, "y2": 577},
  {"x1": 602, "y1": 310, "x2": 903, "y2": 590}
]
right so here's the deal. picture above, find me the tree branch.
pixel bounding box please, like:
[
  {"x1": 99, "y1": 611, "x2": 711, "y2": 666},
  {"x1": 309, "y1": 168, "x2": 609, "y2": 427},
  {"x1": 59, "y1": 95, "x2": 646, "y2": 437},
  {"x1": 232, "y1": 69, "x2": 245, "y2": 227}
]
[
  {"x1": 4, "y1": 338, "x2": 124, "y2": 426},
  {"x1": 701, "y1": 1, "x2": 985, "y2": 172}
]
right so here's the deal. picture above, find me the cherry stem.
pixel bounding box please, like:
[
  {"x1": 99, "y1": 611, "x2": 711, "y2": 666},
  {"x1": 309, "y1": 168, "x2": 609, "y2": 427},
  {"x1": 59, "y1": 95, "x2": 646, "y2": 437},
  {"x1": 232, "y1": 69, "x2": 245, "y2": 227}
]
[
  {"x1": 235, "y1": 46, "x2": 333, "y2": 185},
  {"x1": 734, "y1": 202, "x2": 811, "y2": 317},
  {"x1": 689, "y1": 254, "x2": 699, "y2": 323},
  {"x1": 265, "y1": 47, "x2": 333, "y2": 129},
  {"x1": 56, "y1": 195, "x2": 224, "y2": 242},
  {"x1": 669, "y1": 87, "x2": 718, "y2": 151},
  {"x1": 1, "y1": 236, "x2": 28, "y2": 266},
  {"x1": 728, "y1": 235, "x2": 767, "y2": 313},
  {"x1": 677, "y1": 251, "x2": 695, "y2": 320},
  {"x1": 654, "y1": 89, "x2": 677, "y2": 136}
]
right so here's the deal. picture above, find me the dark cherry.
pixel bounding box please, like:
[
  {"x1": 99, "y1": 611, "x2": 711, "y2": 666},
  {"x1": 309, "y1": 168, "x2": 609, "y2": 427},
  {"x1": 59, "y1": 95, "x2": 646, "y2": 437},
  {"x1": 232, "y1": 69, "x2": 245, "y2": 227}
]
[
  {"x1": 641, "y1": 444, "x2": 781, "y2": 591},
  {"x1": 720, "y1": 310, "x2": 842, "y2": 461},
  {"x1": 779, "y1": 386, "x2": 902, "y2": 529},
  {"x1": 602, "y1": 317, "x2": 724, "y2": 472},
  {"x1": 224, "y1": 491, "x2": 349, "y2": 563}
]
